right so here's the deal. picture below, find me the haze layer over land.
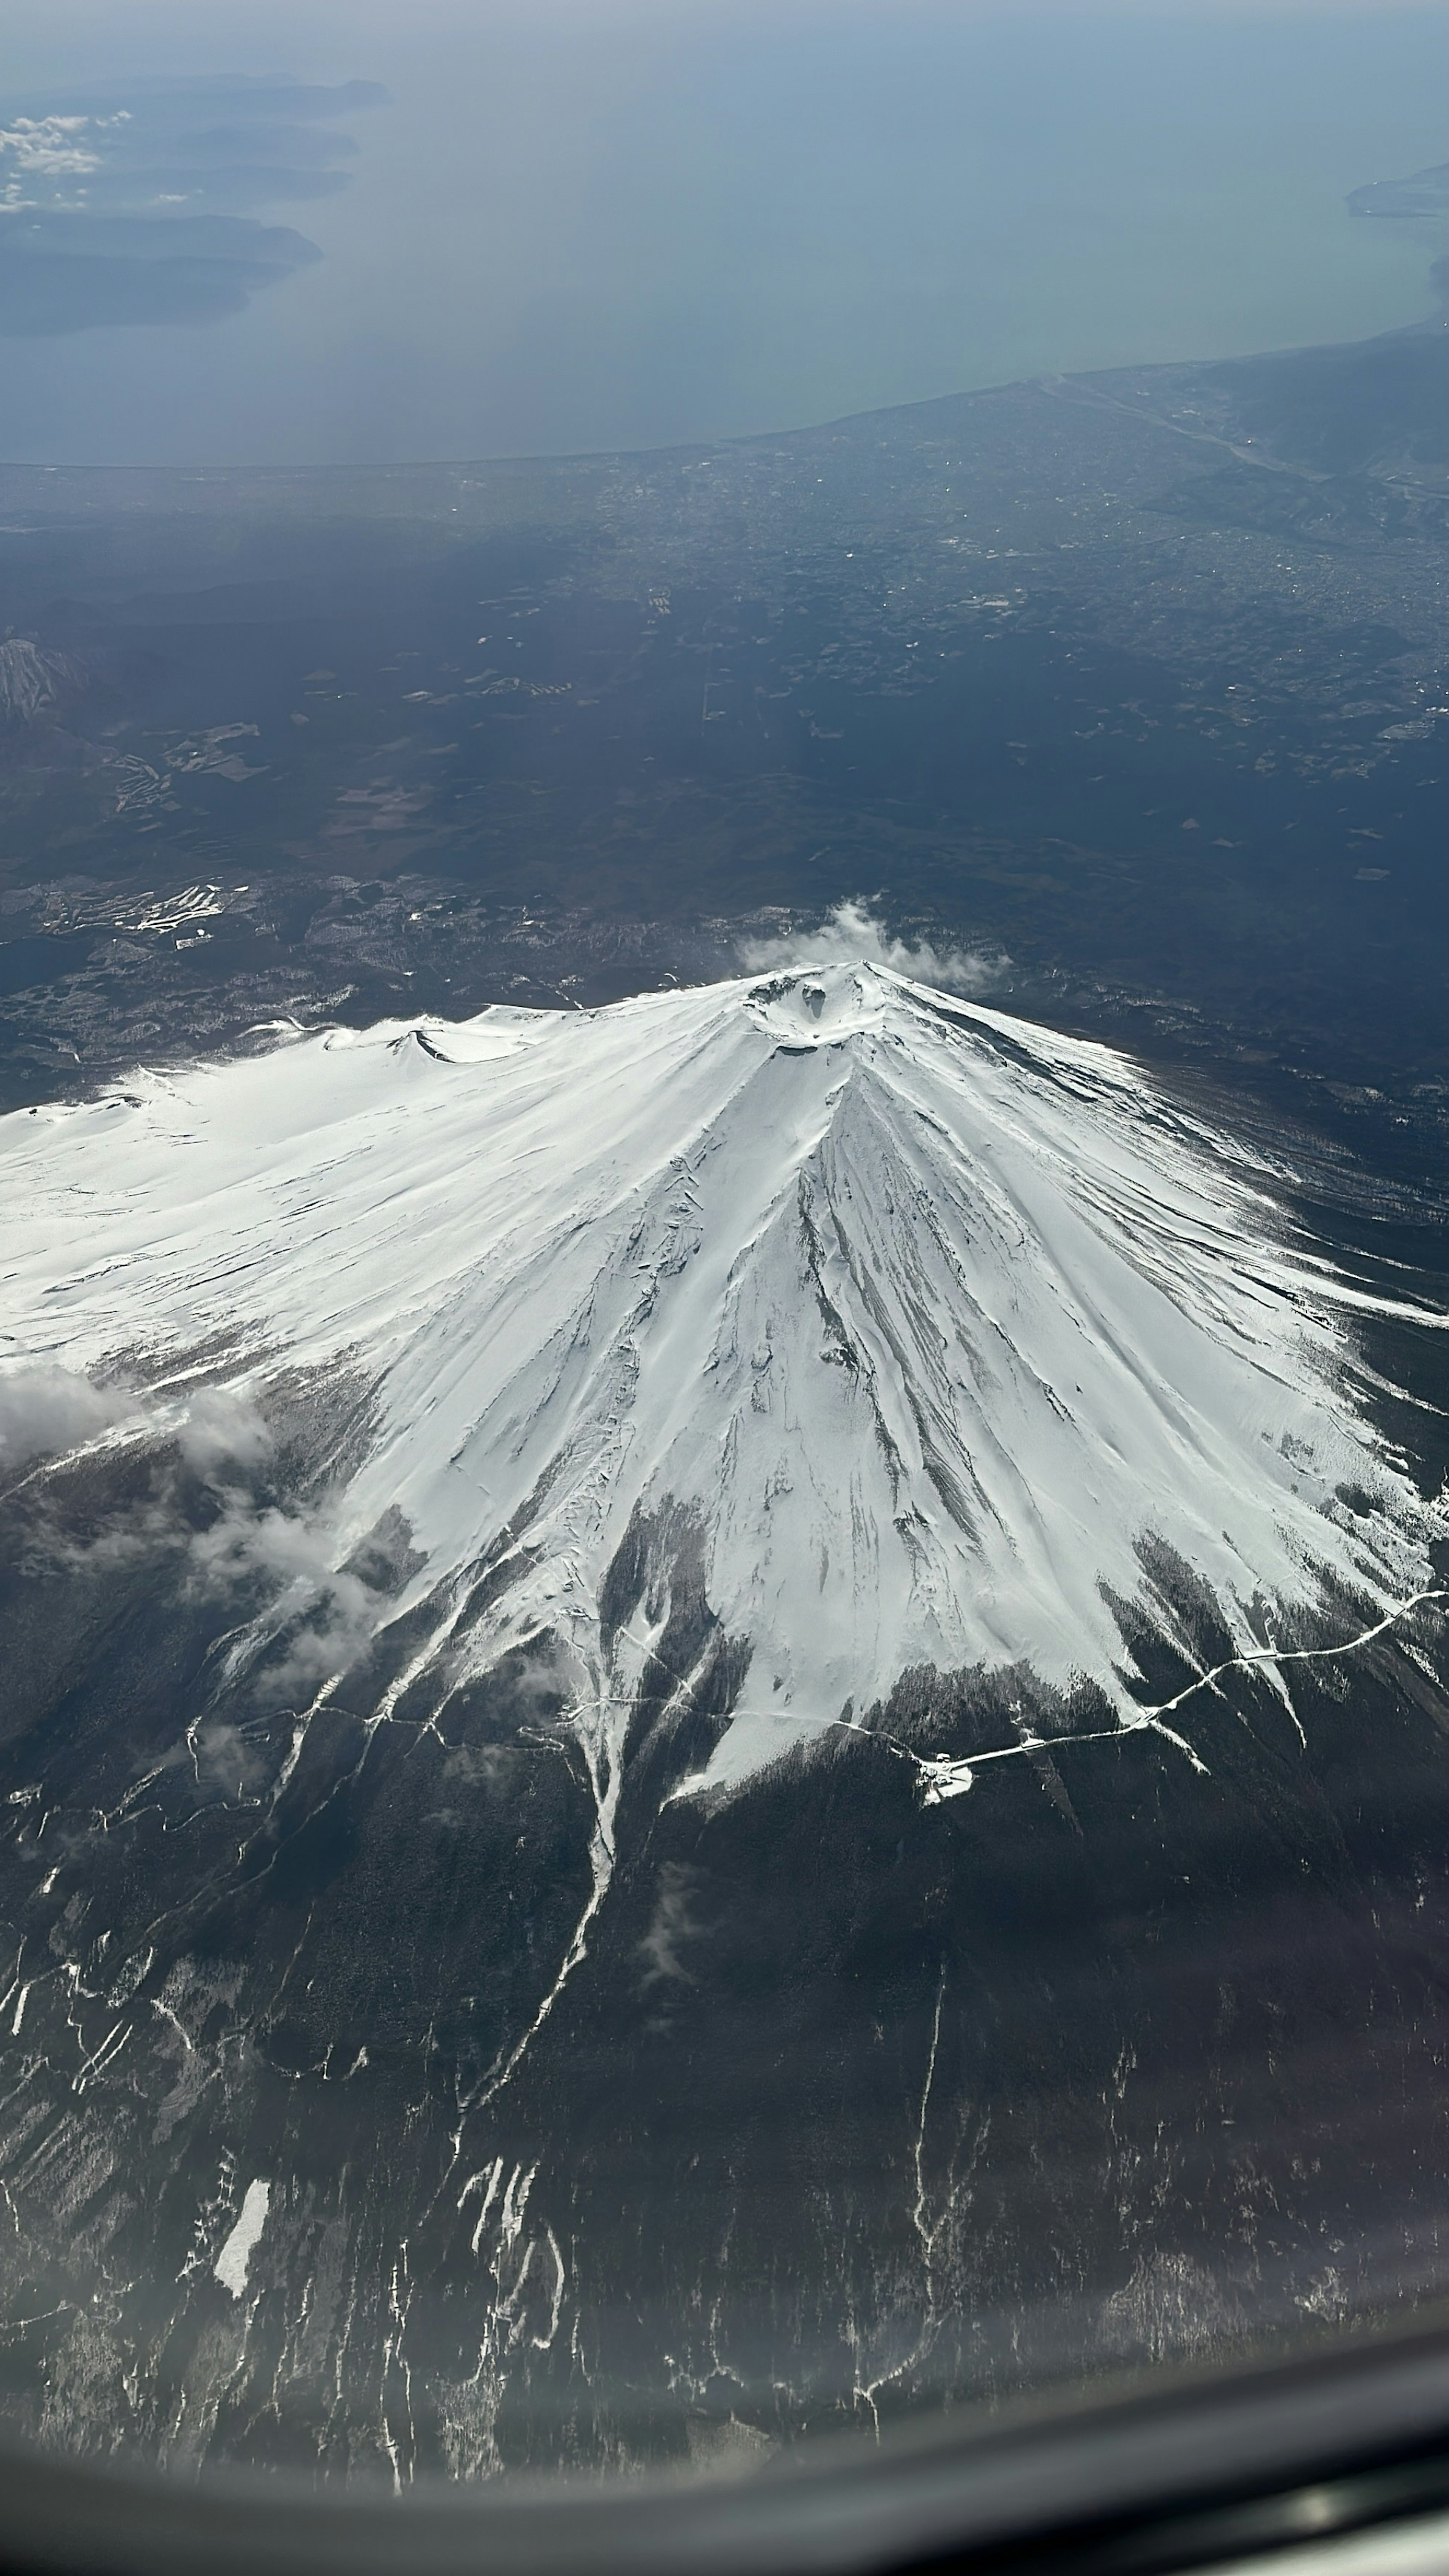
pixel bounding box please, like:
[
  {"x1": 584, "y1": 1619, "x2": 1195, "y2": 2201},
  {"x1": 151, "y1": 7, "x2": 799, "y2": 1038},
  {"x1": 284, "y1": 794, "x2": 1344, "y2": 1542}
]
[{"x1": 2, "y1": 2, "x2": 1448, "y2": 464}]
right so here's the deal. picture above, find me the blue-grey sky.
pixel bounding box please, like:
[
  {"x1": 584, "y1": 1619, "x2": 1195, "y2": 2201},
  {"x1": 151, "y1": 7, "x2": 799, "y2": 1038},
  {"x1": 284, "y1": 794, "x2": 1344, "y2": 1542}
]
[{"x1": 2, "y1": 0, "x2": 1449, "y2": 466}]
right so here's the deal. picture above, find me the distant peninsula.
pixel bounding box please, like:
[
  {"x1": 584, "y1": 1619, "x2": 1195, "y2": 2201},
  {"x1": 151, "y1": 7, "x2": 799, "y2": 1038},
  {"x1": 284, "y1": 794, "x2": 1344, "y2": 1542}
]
[{"x1": 1349, "y1": 159, "x2": 1449, "y2": 217}]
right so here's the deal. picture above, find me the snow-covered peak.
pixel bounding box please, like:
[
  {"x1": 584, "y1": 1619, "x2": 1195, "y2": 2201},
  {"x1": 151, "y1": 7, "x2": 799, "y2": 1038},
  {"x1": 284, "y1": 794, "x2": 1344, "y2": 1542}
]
[
  {"x1": 3, "y1": 961, "x2": 1441, "y2": 1797},
  {"x1": 743, "y1": 962, "x2": 889, "y2": 1046}
]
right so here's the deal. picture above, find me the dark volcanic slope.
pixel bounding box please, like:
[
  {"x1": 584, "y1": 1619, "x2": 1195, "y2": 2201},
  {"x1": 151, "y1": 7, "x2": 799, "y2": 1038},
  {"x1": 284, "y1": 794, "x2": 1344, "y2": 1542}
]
[{"x1": 3, "y1": 1409, "x2": 1449, "y2": 2479}]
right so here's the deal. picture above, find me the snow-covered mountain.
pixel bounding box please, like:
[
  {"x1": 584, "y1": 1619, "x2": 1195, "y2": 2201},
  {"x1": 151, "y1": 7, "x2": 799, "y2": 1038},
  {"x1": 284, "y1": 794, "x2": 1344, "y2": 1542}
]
[
  {"x1": 3, "y1": 960, "x2": 1440, "y2": 1811},
  {"x1": 0, "y1": 636, "x2": 79, "y2": 723},
  {"x1": 6, "y1": 956, "x2": 1449, "y2": 2481}
]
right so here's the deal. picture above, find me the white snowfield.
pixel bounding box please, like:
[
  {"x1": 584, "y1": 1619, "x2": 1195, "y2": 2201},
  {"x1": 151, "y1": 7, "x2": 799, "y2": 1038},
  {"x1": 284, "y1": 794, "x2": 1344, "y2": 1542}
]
[
  {"x1": 213, "y1": 2178, "x2": 270, "y2": 2302},
  {"x1": 2, "y1": 960, "x2": 1444, "y2": 1801}
]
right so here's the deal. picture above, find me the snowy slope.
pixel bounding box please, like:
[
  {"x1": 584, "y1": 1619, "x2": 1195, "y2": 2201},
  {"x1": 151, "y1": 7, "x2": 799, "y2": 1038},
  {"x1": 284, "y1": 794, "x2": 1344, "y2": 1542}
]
[{"x1": 2, "y1": 961, "x2": 1442, "y2": 1801}]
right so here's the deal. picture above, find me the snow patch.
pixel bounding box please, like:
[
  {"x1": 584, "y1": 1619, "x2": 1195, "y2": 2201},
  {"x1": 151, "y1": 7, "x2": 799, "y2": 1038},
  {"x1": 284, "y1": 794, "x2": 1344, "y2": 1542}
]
[{"x1": 213, "y1": 2178, "x2": 270, "y2": 2301}]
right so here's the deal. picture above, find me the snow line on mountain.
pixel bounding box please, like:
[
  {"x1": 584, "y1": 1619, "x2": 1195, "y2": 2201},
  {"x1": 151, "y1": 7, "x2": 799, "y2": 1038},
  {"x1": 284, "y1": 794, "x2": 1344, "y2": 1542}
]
[
  {"x1": 803, "y1": 1582, "x2": 1449, "y2": 1806},
  {"x1": 3, "y1": 958, "x2": 1447, "y2": 1812}
]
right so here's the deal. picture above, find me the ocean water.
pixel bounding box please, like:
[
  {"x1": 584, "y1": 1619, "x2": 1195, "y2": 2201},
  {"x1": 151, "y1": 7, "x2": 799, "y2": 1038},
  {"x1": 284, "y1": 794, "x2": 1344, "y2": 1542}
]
[{"x1": 2, "y1": 0, "x2": 1449, "y2": 466}]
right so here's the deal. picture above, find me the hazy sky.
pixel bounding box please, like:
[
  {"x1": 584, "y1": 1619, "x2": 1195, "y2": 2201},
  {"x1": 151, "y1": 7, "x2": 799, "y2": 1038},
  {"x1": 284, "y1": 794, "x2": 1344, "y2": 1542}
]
[{"x1": 2, "y1": 0, "x2": 1448, "y2": 466}]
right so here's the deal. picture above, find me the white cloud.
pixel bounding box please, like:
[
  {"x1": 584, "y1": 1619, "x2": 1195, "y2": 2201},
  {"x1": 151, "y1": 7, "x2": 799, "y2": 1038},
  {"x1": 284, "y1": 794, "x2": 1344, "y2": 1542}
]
[
  {"x1": 0, "y1": 1360, "x2": 130, "y2": 1470},
  {"x1": 0, "y1": 1360, "x2": 275, "y2": 1482},
  {"x1": 638, "y1": 1862, "x2": 702, "y2": 1992},
  {"x1": 5, "y1": 1359, "x2": 381, "y2": 1699},
  {"x1": 177, "y1": 1387, "x2": 273, "y2": 1476},
  {"x1": 0, "y1": 117, "x2": 101, "y2": 178},
  {"x1": 189, "y1": 1498, "x2": 379, "y2": 1702},
  {"x1": 737, "y1": 898, "x2": 1004, "y2": 998}
]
